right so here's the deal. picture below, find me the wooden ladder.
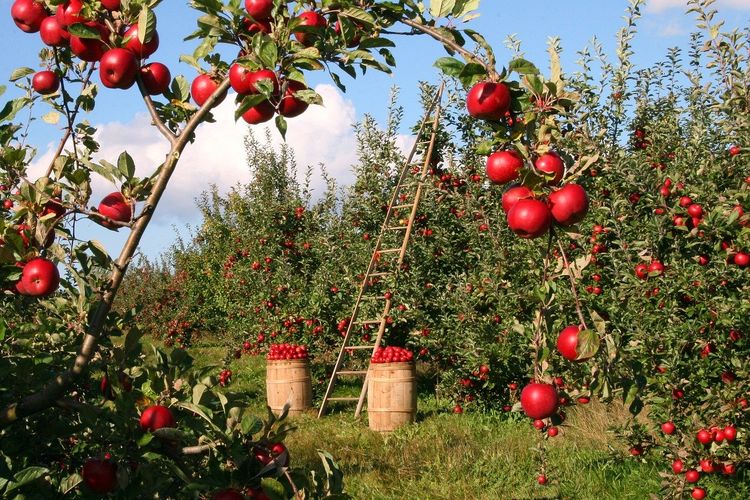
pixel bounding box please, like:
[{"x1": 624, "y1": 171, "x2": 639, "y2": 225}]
[{"x1": 318, "y1": 83, "x2": 445, "y2": 418}]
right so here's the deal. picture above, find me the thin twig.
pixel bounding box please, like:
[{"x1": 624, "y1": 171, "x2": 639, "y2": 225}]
[{"x1": 557, "y1": 239, "x2": 589, "y2": 330}]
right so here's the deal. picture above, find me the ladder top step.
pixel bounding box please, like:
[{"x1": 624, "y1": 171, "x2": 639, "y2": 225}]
[
  {"x1": 326, "y1": 397, "x2": 359, "y2": 402},
  {"x1": 337, "y1": 370, "x2": 368, "y2": 376}
]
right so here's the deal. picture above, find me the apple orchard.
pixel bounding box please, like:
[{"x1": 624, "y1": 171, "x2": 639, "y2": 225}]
[{"x1": 1, "y1": 0, "x2": 749, "y2": 498}]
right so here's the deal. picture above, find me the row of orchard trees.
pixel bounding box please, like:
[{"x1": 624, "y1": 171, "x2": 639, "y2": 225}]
[{"x1": 122, "y1": 1, "x2": 750, "y2": 497}]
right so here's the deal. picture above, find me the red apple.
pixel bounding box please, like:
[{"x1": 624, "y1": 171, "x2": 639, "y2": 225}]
[
  {"x1": 278, "y1": 80, "x2": 309, "y2": 118},
  {"x1": 696, "y1": 429, "x2": 713, "y2": 445},
  {"x1": 293, "y1": 11, "x2": 327, "y2": 47},
  {"x1": 466, "y1": 81, "x2": 510, "y2": 120},
  {"x1": 123, "y1": 24, "x2": 159, "y2": 59},
  {"x1": 229, "y1": 66, "x2": 279, "y2": 95},
  {"x1": 507, "y1": 198, "x2": 552, "y2": 239},
  {"x1": 723, "y1": 425, "x2": 737, "y2": 442},
  {"x1": 139, "y1": 405, "x2": 175, "y2": 432},
  {"x1": 12, "y1": 0, "x2": 47, "y2": 33},
  {"x1": 501, "y1": 185, "x2": 533, "y2": 213},
  {"x1": 245, "y1": 0, "x2": 273, "y2": 20},
  {"x1": 734, "y1": 252, "x2": 749, "y2": 267},
  {"x1": 672, "y1": 459, "x2": 684, "y2": 474},
  {"x1": 69, "y1": 22, "x2": 108, "y2": 62},
  {"x1": 520, "y1": 383, "x2": 558, "y2": 419},
  {"x1": 691, "y1": 487, "x2": 706, "y2": 500},
  {"x1": 99, "y1": 48, "x2": 139, "y2": 89},
  {"x1": 56, "y1": 0, "x2": 84, "y2": 27},
  {"x1": 98, "y1": 192, "x2": 132, "y2": 225},
  {"x1": 241, "y1": 100, "x2": 275, "y2": 124},
  {"x1": 661, "y1": 421, "x2": 676, "y2": 435},
  {"x1": 20, "y1": 257, "x2": 60, "y2": 297},
  {"x1": 486, "y1": 150, "x2": 523, "y2": 184},
  {"x1": 685, "y1": 469, "x2": 700, "y2": 483},
  {"x1": 213, "y1": 489, "x2": 244, "y2": 500},
  {"x1": 556, "y1": 325, "x2": 592, "y2": 362},
  {"x1": 32, "y1": 70, "x2": 60, "y2": 95},
  {"x1": 687, "y1": 204, "x2": 703, "y2": 218},
  {"x1": 82, "y1": 459, "x2": 117, "y2": 494},
  {"x1": 548, "y1": 183, "x2": 588, "y2": 226},
  {"x1": 101, "y1": 0, "x2": 120, "y2": 10},
  {"x1": 140, "y1": 62, "x2": 171, "y2": 95},
  {"x1": 535, "y1": 152, "x2": 564, "y2": 184},
  {"x1": 39, "y1": 15, "x2": 69, "y2": 46},
  {"x1": 729, "y1": 145, "x2": 741, "y2": 156},
  {"x1": 242, "y1": 17, "x2": 271, "y2": 34},
  {"x1": 648, "y1": 260, "x2": 665, "y2": 276},
  {"x1": 635, "y1": 263, "x2": 648, "y2": 279},
  {"x1": 191, "y1": 74, "x2": 226, "y2": 107},
  {"x1": 679, "y1": 196, "x2": 692, "y2": 207}
]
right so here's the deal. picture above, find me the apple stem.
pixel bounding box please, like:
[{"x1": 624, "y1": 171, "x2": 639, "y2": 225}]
[{"x1": 556, "y1": 239, "x2": 589, "y2": 331}]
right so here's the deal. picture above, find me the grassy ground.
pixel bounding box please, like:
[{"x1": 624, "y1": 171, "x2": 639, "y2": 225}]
[{"x1": 187, "y1": 344, "x2": 674, "y2": 499}]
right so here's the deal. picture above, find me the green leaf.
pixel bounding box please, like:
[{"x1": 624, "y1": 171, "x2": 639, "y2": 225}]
[
  {"x1": 0, "y1": 97, "x2": 31, "y2": 122},
  {"x1": 261, "y1": 478, "x2": 286, "y2": 500},
  {"x1": 192, "y1": 383, "x2": 207, "y2": 405},
  {"x1": 138, "y1": 7, "x2": 157, "y2": 45},
  {"x1": 59, "y1": 473, "x2": 82, "y2": 494},
  {"x1": 575, "y1": 329, "x2": 600, "y2": 360},
  {"x1": 509, "y1": 58, "x2": 540, "y2": 76},
  {"x1": 9, "y1": 67, "x2": 35, "y2": 82},
  {"x1": 275, "y1": 115, "x2": 287, "y2": 140},
  {"x1": 434, "y1": 57, "x2": 465, "y2": 77},
  {"x1": 117, "y1": 151, "x2": 136, "y2": 179},
  {"x1": 66, "y1": 23, "x2": 103, "y2": 39},
  {"x1": 234, "y1": 94, "x2": 267, "y2": 121},
  {"x1": 340, "y1": 7, "x2": 376, "y2": 26},
  {"x1": 430, "y1": 0, "x2": 456, "y2": 18},
  {"x1": 6, "y1": 466, "x2": 49, "y2": 493}
]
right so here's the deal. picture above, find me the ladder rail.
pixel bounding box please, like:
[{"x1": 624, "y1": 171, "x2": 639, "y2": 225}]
[{"x1": 319, "y1": 82, "x2": 445, "y2": 418}]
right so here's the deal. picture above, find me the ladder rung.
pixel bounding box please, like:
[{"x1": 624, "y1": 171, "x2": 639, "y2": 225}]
[
  {"x1": 385, "y1": 226, "x2": 408, "y2": 231},
  {"x1": 377, "y1": 248, "x2": 402, "y2": 254},
  {"x1": 360, "y1": 295, "x2": 386, "y2": 301},
  {"x1": 392, "y1": 203, "x2": 415, "y2": 210},
  {"x1": 368, "y1": 272, "x2": 391, "y2": 277},
  {"x1": 337, "y1": 370, "x2": 368, "y2": 376},
  {"x1": 348, "y1": 345, "x2": 376, "y2": 350},
  {"x1": 354, "y1": 319, "x2": 382, "y2": 325},
  {"x1": 327, "y1": 397, "x2": 359, "y2": 402}
]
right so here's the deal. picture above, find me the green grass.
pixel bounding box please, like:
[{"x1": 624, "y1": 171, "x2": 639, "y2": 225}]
[{"x1": 185, "y1": 343, "x2": 671, "y2": 499}]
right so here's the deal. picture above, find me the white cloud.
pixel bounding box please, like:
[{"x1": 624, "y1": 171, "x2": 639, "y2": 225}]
[
  {"x1": 647, "y1": 0, "x2": 750, "y2": 13},
  {"x1": 657, "y1": 20, "x2": 687, "y2": 36},
  {"x1": 31, "y1": 84, "x2": 360, "y2": 223}
]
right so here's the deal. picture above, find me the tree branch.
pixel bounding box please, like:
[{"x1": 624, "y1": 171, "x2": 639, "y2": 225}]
[{"x1": 0, "y1": 78, "x2": 232, "y2": 427}]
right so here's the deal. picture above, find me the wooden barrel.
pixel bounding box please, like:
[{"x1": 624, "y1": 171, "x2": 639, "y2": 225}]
[
  {"x1": 367, "y1": 362, "x2": 417, "y2": 432},
  {"x1": 266, "y1": 359, "x2": 313, "y2": 416}
]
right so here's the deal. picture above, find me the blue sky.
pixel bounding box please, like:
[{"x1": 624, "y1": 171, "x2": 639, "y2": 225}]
[{"x1": 2, "y1": 0, "x2": 750, "y2": 258}]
